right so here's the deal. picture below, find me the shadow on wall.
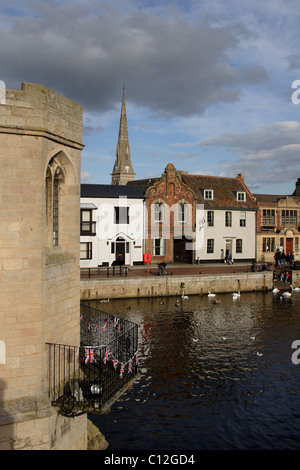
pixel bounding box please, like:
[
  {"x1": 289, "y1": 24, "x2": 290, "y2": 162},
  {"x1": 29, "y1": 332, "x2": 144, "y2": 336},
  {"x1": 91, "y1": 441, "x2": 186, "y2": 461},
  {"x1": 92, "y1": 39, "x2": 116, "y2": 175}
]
[{"x1": 0, "y1": 378, "x2": 16, "y2": 450}]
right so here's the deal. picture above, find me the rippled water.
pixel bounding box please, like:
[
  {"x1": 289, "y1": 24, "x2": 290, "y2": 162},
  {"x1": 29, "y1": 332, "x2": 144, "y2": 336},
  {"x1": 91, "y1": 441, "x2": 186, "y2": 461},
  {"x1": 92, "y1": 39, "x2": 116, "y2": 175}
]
[{"x1": 87, "y1": 290, "x2": 300, "y2": 450}]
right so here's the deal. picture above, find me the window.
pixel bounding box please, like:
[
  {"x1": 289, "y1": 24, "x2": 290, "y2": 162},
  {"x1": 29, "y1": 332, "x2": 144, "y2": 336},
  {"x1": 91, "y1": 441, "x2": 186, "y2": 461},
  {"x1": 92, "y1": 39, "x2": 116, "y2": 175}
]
[
  {"x1": 281, "y1": 210, "x2": 297, "y2": 225},
  {"x1": 225, "y1": 211, "x2": 232, "y2": 227},
  {"x1": 178, "y1": 204, "x2": 188, "y2": 223},
  {"x1": 52, "y1": 171, "x2": 60, "y2": 246},
  {"x1": 295, "y1": 237, "x2": 299, "y2": 252},
  {"x1": 240, "y1": 212, "x2": 246, "y2": 227},
  {"x1": 153, "y1": 238, "x2": 165, "y2": 256},
  {"x1": 80, "y1": 242, "x2": 92, "y2": 259},
  {"x1": 237, "y1": 192, "x2": 246, "y2": 201},
  {"x1": 114, "y1": 207, "x2": 129, "y2": 224},
  {"x1": 207, "y1": 239, "x2": 214, "y2": 253},
  {"x1": 262, "y1": 238, "x2": 275, "y2": 252},
  {"x1": 262, "y1": 209, "x2": 275, "y2": 225},
  {"x1": 207, "y1": 211, "x2": 214, "y2": 227},
  {"x1": 236, "y1": 239, "x2": 243, "y2": 253},
  {"x1": 153, "y1": 203, "x2": 165, "y2": 223},
  {"x1": 80, "y1": 209, "x2": 96, "y2": 235},
  {"x1": 204, "y1": 189, "x2": 213, "y2": 200}
]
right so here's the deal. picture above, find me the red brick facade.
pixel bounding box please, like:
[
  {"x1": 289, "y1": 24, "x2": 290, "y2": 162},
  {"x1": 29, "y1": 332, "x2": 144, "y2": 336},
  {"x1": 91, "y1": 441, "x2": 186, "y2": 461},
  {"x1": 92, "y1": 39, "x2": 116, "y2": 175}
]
[{"x1": 145, "y1": 163, "x2": 196, "y2": 262}]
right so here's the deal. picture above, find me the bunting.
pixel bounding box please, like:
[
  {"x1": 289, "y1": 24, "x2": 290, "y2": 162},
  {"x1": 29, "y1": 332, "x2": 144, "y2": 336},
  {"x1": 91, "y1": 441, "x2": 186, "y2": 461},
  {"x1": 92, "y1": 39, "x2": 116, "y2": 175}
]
[
  {"x1": 82, "y1": 313, "x2": 138, "y2": 378},
  {"x1": 84, "y1": 347, "x2": 96, "y2": 364}
]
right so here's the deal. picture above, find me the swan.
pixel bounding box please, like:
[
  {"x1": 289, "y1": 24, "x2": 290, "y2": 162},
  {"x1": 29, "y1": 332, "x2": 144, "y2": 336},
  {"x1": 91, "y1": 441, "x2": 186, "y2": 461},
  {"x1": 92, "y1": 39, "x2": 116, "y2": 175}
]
[
  {"x1": 272, "y1": 287, "x2": 279, "y2": 293},
  {"x1": 291, "y1": 285, "x2": 300, "y2": 291},
  {"x1": 232, "y1": 292, "x2": 240, "y2": 298},
  {"x1": 282, "y1": 291, "x2": 292, "y2": 297},
  {"x1": 207, "y1": 291, "x2": 216, "y2": 297},
  {"x1": 257, "y1": 352, "x2": 263, "y2": 357},
  {"x1": 182, "y1": 294, "x2": 189, "y2": 300}
]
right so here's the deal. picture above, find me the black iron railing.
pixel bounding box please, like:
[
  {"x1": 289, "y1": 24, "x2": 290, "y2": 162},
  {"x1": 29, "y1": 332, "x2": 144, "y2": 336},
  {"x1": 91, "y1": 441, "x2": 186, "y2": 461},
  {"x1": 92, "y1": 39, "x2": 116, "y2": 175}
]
[
  {"x1": 80, "y1": 266, "x2": 129, "y2": 279},
  {"x1": 47, "y1": 303, "x2": 139, "y2": 417}
]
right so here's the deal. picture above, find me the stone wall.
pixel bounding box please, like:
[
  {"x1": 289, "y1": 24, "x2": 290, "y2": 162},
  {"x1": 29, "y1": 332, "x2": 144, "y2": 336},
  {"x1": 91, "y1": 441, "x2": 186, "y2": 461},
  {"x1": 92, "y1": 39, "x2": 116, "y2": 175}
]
[
  {"x1": 0, "y1": 83, "x2": 86, "y2": 450},
  {"x1": 80, "y1": 272, "x2": 274, "y2": 301}
]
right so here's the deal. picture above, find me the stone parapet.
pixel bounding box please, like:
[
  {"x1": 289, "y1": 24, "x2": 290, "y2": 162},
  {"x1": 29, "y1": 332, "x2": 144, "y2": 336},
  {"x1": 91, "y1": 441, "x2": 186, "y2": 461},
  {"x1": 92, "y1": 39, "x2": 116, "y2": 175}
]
[{"x1": 81, "y1": 272, "x2": 273, "y2": 300}]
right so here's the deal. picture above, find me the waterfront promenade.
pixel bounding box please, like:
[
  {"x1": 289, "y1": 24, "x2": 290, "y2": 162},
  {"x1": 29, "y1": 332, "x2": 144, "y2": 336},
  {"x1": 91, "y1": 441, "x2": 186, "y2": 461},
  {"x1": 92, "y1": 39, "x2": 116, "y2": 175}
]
[{"x1": 80, "y1": 262, "x2": 295, "y2": 301}]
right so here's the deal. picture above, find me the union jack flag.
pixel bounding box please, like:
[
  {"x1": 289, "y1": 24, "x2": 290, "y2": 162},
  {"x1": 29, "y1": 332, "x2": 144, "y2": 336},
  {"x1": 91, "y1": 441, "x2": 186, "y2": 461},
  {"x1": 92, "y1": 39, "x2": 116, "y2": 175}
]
[
  {"x1": 84, "y1": 347, "x2": 96, "y2": 364},
  {"x1": 112, "y1": 359, "x2": 118, "y2": 370},
  {"x1": 103, "y1": 347, "x2": 110, "y2": 364},
  {"x1": 120, "y1": 363, "x2": 125, "y2": 378},
  {"x1": 101, "y1": 322, "x2": 107, "y2": 331},
  {"x1": 128, "y1": 360, "x2": 133, "y2": 374}
]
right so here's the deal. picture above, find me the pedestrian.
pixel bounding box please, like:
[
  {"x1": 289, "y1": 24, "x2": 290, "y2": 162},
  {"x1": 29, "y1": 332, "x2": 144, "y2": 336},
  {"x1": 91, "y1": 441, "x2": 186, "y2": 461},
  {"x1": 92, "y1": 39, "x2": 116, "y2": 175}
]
[
  {"x1": 285, "y1": 271, "x2": 290, "y2": 283},
  {"x1": 274, "y1": 249, "x2": 280, "y2": 267},
  {"x1": 227, "y1": 250, "x2": 232, "y2": 265},
  {"x1": 280, "y1": 250, "x2": 286, "y2": 267}
]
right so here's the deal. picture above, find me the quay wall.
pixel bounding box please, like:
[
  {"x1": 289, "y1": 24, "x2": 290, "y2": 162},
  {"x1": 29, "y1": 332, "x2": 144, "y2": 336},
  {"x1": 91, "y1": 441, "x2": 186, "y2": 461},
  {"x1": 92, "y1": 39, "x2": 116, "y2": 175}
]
[{"x1": 80, "y1": 272, "x2": 274, "y2": 300}]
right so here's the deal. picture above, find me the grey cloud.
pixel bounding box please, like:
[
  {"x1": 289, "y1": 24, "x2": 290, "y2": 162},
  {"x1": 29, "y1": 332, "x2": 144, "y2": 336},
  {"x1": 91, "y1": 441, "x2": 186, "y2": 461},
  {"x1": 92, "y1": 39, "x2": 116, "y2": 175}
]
[
  {"x1": 197, "y1": 121, "x2": 300, "y2": 152},
  {"x1": 0, "y1": 1, "x2": 267, "y2": 116}
]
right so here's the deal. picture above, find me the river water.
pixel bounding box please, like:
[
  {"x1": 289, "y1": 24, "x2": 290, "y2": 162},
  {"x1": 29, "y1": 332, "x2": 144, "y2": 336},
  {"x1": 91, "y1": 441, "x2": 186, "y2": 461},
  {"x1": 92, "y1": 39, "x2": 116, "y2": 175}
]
[{"x1": 87, "y1": 290, "x2": 300, "y2": 450}]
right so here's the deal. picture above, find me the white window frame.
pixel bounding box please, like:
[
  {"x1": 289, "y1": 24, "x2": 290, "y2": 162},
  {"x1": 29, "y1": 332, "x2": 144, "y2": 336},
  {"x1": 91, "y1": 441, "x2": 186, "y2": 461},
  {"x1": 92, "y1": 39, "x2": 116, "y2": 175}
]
[
  {"x1": 237, "y1": 191, "x2": 246, "y2": 201},
  {"x1": 204, "y1": 189, "x2": 213, "y2": 200},
  {"x1": 178, "y1": 203, "x2": 188, "y2": 223},
  {"x1": 153, "y1": 238, "x2": 165, "y2": 256},
  {"x1": 153, "y1": 203, "x2": 165, "y2": 223}
]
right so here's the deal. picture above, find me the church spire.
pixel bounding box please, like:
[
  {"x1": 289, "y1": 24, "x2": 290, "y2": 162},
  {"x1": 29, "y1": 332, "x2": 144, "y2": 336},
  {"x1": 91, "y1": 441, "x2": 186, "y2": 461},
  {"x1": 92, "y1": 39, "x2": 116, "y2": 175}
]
[{"x1": 111, "y1": 86, "x2": 135, "y2": 185}]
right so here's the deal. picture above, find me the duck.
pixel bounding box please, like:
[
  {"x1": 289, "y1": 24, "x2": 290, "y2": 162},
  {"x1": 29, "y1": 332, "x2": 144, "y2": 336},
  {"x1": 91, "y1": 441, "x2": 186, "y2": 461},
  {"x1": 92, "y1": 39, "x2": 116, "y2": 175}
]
[
  {"x1": 212, "y1": 298, "x2": 221, "y2": 304},
  {"x1": 207, "y1": 291, "x2": 216, "y2": 297}
]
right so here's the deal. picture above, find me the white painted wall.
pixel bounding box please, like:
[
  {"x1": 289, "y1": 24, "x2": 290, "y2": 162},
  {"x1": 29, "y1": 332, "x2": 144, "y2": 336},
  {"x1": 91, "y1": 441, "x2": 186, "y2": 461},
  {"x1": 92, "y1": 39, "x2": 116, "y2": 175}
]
[{"x1": 80, "y1": 196, "x2": 145, "y2": 267}]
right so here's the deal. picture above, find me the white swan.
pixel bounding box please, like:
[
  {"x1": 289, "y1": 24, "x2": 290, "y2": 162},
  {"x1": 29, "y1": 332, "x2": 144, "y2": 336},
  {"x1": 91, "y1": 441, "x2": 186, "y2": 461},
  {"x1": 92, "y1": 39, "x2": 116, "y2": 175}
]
[
  {"x1": 232, "y1": 292, "x2": 240, "y2": 300},
  {"x1": 282, "y1": 291, "x2": 292, "y2": 297},
  {"x1": 182, "y1": 294, "x2": 189, "y2": 300},
  {"x1": 207, "y1": 291, "x2": 216, "y2": 297},
  {"x1": 272, "y1": 287, "x2": 279, "y2": 293},
  {"x1": 291, "y1": 285, "x2": 300, "y2": 291}
]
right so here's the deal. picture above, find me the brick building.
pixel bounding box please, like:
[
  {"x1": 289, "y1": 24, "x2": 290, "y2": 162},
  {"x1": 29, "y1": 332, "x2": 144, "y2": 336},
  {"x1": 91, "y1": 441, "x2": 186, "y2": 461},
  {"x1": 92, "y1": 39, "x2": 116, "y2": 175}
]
[
  {"x1": 128, "y1": 164, "x2": 257, "y2": 264},
  {"x1": 254, "y1": 178, "x2": 300, "y2": 264}
]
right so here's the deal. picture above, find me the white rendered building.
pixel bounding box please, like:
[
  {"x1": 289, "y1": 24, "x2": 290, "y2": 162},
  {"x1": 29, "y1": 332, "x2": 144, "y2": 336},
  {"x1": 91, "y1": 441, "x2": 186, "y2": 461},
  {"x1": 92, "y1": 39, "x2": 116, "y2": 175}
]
[{"x1": 80, "y1": 184, "x2": 145, "y2": 267}]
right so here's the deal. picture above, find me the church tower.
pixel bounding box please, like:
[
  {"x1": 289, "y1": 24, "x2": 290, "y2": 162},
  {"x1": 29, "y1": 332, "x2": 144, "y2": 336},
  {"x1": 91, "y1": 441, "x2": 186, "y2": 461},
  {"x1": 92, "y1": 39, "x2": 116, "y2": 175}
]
[{"x1": 111, "y1": 86, "x2": 135, "y2": 185}]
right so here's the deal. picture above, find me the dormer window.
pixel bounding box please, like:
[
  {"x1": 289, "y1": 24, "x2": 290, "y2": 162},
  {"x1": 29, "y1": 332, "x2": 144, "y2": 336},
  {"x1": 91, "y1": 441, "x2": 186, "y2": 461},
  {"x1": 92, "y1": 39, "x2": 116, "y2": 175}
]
[
  {"x1": 237, "y1": 191, "x2": 246, "y2": 201},
  {"x1": 204, "y1": 189, "x2": 213, "y2": 200}
]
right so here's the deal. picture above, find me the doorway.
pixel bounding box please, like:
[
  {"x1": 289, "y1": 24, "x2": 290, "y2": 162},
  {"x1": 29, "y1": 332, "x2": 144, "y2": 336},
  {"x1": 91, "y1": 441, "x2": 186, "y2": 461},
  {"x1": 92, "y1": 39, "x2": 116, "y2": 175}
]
[
  {"x1": 286, "y1": 238, "x2": 293, "y2": 254},
  {"x1": 225, "y1": 239, "x2": 233, "y2": 261},
  {"x1": 114, "y1": 236, "x2": 126, "y2": 265},
  {"x1": 173, "y1": 237, "x2": 193, "y2": 263}
]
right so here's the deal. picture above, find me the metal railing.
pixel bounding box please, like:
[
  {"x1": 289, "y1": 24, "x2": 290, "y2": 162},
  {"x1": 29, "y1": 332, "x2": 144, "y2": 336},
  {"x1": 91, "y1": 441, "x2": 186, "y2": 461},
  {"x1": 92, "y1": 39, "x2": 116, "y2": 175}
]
[
  {"x1": 80, "y1": 265, "x2": 129, "y2": 279},
  {"x1": 47, "y1": 303, "x2": 138, "y2": 417}
]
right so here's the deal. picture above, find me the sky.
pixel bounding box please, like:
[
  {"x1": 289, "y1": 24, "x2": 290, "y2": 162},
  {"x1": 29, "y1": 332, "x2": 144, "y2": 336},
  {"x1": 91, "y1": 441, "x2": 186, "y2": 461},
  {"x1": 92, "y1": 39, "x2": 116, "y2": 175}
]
[{"x1": 1, "y1": 0, "x2": 300, "y2": 195}]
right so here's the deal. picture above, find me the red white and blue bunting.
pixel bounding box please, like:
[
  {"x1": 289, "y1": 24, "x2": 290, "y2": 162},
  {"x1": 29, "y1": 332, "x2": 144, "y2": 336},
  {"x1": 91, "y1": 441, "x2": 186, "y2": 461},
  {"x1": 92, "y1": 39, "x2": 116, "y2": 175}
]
[{"x1": 84, "y1": 345, "x2": 138, "y2": 379}]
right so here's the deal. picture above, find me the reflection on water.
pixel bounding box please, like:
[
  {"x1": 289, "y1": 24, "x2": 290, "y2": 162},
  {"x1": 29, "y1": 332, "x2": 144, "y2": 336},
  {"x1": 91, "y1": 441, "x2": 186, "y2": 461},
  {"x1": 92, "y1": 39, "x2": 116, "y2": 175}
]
[{"x1": 86, "y1": 291, "x2": 300, "y2": 450}]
